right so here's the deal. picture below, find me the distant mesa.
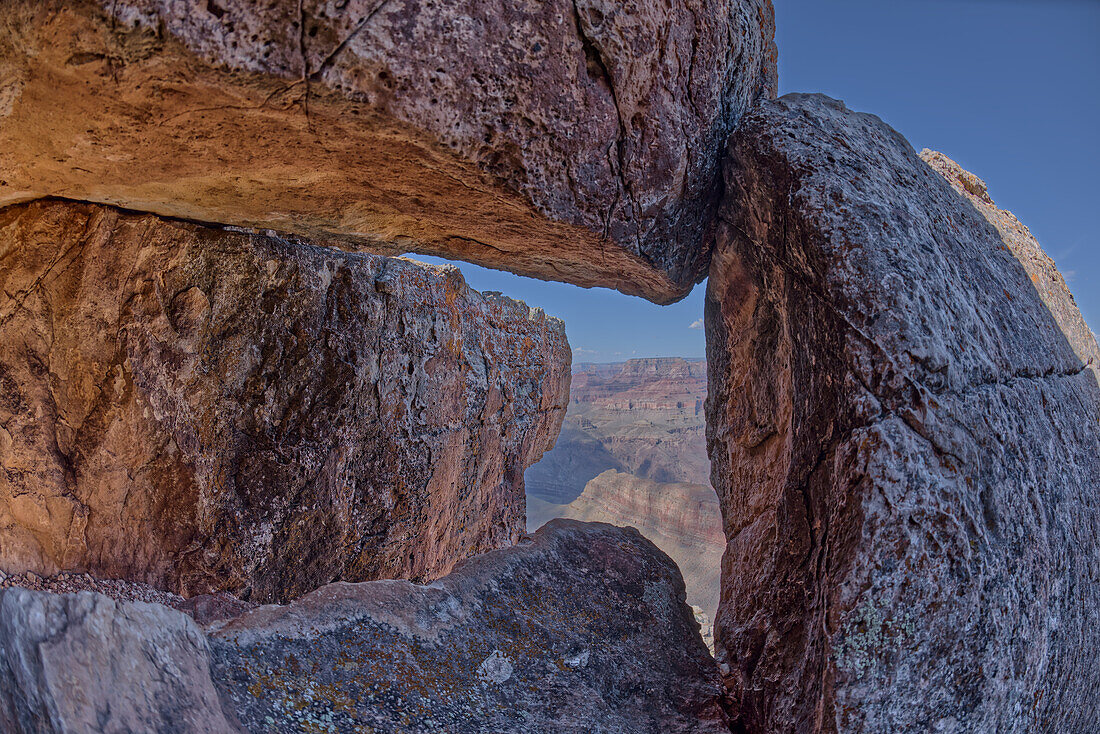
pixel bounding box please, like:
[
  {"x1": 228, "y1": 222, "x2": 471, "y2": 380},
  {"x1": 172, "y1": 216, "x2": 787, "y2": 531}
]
[{"x1": 525, "y1": 357, "x2": 710, "y2": 504}]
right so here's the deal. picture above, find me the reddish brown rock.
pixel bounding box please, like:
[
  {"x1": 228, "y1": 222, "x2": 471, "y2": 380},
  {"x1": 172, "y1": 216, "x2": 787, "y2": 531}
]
[
  {"x1": 0, "y1": 0, "x2": 777, "y2": 303},
  {"x1": 707, "y1": 94, "x2": 1100, "y2": 732},
  {"x1": 0, "y1": 199, "x2": 569, "y2": 603}
]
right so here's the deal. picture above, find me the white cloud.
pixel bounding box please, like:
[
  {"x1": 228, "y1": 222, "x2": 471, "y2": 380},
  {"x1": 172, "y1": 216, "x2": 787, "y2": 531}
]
[
  {"x1": 572, "y1": 347, "x2": 599, "y2": 356},
  {"x1": 689, "y1": 319, "x2": 704, "y2": 330}
]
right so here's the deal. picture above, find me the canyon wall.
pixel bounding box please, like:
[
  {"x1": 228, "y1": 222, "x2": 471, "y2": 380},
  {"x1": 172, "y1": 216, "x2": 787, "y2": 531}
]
[
  {"x1": 707, "y1": 93, "x2": 1100, "y2": 732},
  {"x1": 0, "y1": 0, "x2": 776, "y2": 303},
  {"x1": 3, "y1": 2, "x2": 1098, "y2": 730},
  {"x1": 528, "y1": 469, "x2": 723, "y2": 624},
  {"x1": 525, "y1": 357, "x2": 710, "y2": 503},
  {"x1": 0, "y1": 199, "x2": 569, "y2": 602},
  {"x1": 1, "y1": 520, "x2": 727, "y2": 734}
]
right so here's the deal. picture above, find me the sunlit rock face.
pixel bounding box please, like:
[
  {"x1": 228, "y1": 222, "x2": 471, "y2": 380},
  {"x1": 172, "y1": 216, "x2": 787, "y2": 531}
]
[
  {"x1": 706, "y1": 93, "x2": 1100, "y2": 733},
  {"x1": 0, "y1": 199, "x2": 569, "y2": 603},
  {"x1": 0, "y1": 0, "x2": 776, "y2": 303},
  {"x1": 1, "y1": 521, "x2": 730, "y2": 734}
]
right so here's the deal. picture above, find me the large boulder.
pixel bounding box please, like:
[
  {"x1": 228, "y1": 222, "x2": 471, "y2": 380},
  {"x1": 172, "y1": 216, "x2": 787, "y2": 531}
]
[
  {"x1": 0, "y1": 199, "x2": 569, "y2": 602},
  {"x1": 208, "y1": 519, "x2": 727, "y2": 733},
  {"x1": 0, "y1": 587, "x2": 239, "y2": 733},
  {"x1": 706, "y1": 94, "x2": 1100, "y2": 732},
  {"x1": 0, "y1": 520, "x2": 728, "y2": 733},
  {"x1": 0, "y1": 0, "x2": 777, "y2": 303}
]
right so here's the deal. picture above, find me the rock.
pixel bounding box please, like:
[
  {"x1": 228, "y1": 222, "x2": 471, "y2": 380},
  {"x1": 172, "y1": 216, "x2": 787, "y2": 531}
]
[
  {"x1": 0, "y1": 199, "x2": 569, "y2": 603},
  {"x1": 0, "y1": 0, "x2": 777, "y2": 303},
  {"x1": 208, "y1": 519, "x2": 728, "y2": 733},
  {"x1": 528, "y1": 469, "x2": 723, "y2": 631},
  {"x1": 0, "y1": 587, "x2": 239, "y2": 733},
  {"x1": 0, "y1": 570, "x2": 185, "y2": 609},
  {"x1": 706, "y1": 94, "x2": 1100, "y2": 732},
  {"x1": 920, "y1": 149, "x2": 1100, "y2": 377},
  {"x1": 525, "y1": 357, "x2": 710, "y2": 503},
  {"x1": 176, "y1": 593, "x2": 257, "y2": 627}
]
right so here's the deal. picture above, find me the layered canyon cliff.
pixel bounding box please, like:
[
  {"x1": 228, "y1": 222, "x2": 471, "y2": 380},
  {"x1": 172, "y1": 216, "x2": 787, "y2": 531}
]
[
  {"x1": 528, "y1": 470, "x2": 723, "y2": 641},
  {"x1": 0, "y1": 200, "x2": 569, "y2": 602},
  {"x1": 526, "y1": 357, "x2": 710, "y2": 503},
  {"x1": 526, "y1": 357, "x2": 724, "y2": 636}
]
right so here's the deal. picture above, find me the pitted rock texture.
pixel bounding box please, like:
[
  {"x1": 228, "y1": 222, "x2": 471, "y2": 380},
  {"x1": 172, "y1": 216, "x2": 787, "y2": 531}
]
[
  {"x1": 0, "y1": 199, "x2": 569, "y2": 603},
  {"x1": 207, "y1": 520, "x2": 727, "y2": 733},
  {"x1": 920, "y1": 149, "x2": 1100, "y2": 378},
  {"x1": 0, "y1": 0, "x2": 776, "y2": 303},
  {"x1": 0, "y1": 587, "x2": 239, "y2": 733},
  {"x1": 707, "y1": 94, "x2": 1100, "y2": 732}
]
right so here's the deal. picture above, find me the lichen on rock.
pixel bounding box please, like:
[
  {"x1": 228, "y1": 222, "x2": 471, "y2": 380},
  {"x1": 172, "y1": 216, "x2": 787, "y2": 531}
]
[{"x1": 0, "y1": 0, "x2": 777, "y2": 303}]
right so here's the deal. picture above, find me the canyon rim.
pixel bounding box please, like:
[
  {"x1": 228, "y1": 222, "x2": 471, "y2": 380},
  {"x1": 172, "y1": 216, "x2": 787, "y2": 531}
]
[{"x1": 1, "y1": 2, "x2": 1098, "y2": 733}]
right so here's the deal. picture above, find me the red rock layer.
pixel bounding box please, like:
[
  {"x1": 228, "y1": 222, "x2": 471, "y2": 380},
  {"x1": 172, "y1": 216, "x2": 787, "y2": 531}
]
[{"x1": 0, "y1": 199, "x2": 569, "y2": 602}]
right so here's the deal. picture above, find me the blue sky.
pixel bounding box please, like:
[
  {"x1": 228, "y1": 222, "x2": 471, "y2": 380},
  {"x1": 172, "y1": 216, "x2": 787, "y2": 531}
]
[{"x1": 413, "y1": 0, "x2": 1099, "y2": 363}]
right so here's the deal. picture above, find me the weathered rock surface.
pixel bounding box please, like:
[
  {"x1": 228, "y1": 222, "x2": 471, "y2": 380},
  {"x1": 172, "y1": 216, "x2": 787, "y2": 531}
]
[
  {"x1": 525, "y1": 357, "x2": 710, "y2": 503},
  {"x1": 0, "y1": 0, "x2": 777, "y2": 303},
  {"x1": 0, "y1": 587, "x2": 239, "y2": 733},
  {"x1": 707, "y1": 93, "x2": 1100, "y2": 732},
  {"x1": 208, "y1": 519, "x2": 727, "y2": 733},
  {"x1": 0, "y1": 199, "x2": 569, "y2": 603},
  {"x1": 920, "y1": 149, "x2": 1100, "y2": 378},
  {"x1": 528, "y1": 469, "x2": 723, "y2": 626},
  {"x1": 0, "y1": 521, "x2": 730, "y2": 733}
]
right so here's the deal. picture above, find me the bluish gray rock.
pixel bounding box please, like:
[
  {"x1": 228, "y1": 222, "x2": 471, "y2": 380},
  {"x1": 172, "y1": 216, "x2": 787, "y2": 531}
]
[
  {"x1": 0, "y1": 588, "x2": 240, "y2": 733},
  {"x1": 706, "y1": 93, "x2": 1100, "y2": 733}
]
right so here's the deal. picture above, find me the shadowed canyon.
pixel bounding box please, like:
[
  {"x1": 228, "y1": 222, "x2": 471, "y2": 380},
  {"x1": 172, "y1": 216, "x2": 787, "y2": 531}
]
[{"x1": 1, "y1": 1, "x2": 1097, "y2": 732}]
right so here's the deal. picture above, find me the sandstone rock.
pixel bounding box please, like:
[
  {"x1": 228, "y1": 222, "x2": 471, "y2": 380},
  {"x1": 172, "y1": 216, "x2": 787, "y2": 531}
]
[
  {"x1": 528, "y1": 469, "x2": 723, "y2": 626},
  {"x1": 526, "y1": 357, "x2": 710, "y2": 503},
  {"x1": 0, "y1": 199, "x2": 569, "y2": 603},
  {"x1": 0, "y1": 0, "x2": 777, "y2": 303},
  {"x1": 0, "y1": 587, "x2": 239, "y2": 733},
  {"x1": 707, "y1": 94, "x2": 1100, "y2": 732},
  {"x1": 208, "y1": 519, "x2": 728, "y2": 733}
]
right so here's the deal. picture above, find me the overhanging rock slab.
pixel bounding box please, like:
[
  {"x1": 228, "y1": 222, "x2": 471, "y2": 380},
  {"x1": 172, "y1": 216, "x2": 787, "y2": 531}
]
[{"x1": 0, "y1": 0, "x2": 777, "y2": 303}]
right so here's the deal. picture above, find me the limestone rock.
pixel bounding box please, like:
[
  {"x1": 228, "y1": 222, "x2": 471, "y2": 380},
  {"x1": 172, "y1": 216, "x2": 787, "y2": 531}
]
[
  {"x1": 0, "y1": 199, "x2": 569, "y2": 603},
  {"x1": 208, "y1": 519, "x2": 728, "y2": 733},
  {"x1": 0, "y1": 587, "x2": 239, "y2": 733},
  {"x1": 0, "y1": 0, "x2": 777, "y2": 303},
  {"x1": 528, "y1": 469, "x2": 723, "y2": 626},
  {"x1": 707, "y1": 94, "x2": 1100, "y2": 732}
]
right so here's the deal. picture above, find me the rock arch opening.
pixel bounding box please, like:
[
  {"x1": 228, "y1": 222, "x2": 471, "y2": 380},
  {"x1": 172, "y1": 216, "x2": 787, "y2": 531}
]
[
  {"x1": 2, "y1": 1, "x2": 1098, "y2": 731},
  {"x1": 407, "y1": 253, "x2": 726, "y2": 651}
]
